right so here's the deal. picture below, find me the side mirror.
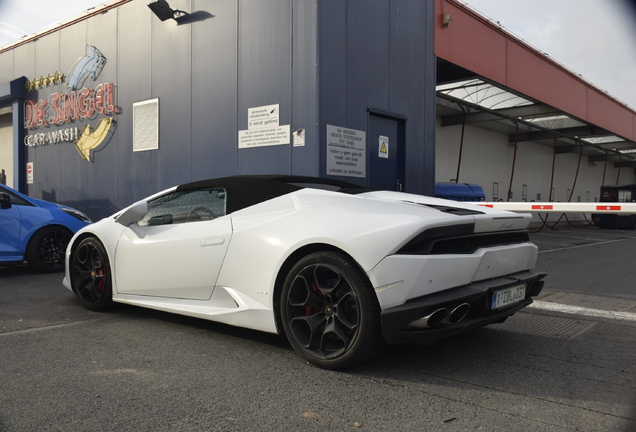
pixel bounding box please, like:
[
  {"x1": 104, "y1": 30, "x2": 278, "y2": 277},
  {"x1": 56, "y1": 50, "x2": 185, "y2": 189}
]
[
  {"x1": 116, "y1": 201, "x2": 148, "y2": 238},
  {"x1": 0, "y1": 193, "x2": 11, "y2": 210}
]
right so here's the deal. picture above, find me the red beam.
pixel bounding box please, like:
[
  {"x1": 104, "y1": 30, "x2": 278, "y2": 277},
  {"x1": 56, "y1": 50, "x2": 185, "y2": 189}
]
[{"x1": 435, "y1": 0, "x2": 636, "y2": 142}]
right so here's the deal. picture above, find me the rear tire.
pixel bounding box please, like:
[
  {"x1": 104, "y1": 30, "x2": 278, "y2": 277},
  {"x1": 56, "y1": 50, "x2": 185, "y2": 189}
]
[
  {"x1": 280, "y1": 251, "x2": 385, "y2": 369},
  {"x1": 70, "y1": 237, "x2": 113, "y2": 311}
]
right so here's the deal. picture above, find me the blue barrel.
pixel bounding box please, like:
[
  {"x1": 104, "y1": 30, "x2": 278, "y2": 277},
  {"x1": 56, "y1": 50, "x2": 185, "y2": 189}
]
[{"x1": 434, "y1": 182, "x2": 486, "y2": 202}]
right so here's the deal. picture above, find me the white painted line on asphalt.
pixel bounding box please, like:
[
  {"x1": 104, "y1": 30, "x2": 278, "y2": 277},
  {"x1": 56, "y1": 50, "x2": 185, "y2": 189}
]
[
  {"x1": 537, "y1": 238, "x2": 627, "y2": 253},
  {"x1": 532, "y1": 241, "x2": 571, "y2": 248},
  {"x1": 528, "y1": 301, "x2": 636, "y2": 322},
  {"x1": 0, "y1": 320, "x2": 103, "y2": 337},
  {"x1": 531, "y1": 233, "x2": 610, "y2": 242}
]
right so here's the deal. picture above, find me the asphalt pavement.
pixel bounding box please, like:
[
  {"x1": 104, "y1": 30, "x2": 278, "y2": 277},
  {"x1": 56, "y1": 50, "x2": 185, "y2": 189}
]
[{"x1": 1, "y1": 225, "x2": 635, "y2": 431}]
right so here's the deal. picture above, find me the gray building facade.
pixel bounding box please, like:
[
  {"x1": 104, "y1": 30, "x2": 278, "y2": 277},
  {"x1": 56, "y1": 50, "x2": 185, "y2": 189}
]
[{"x1": 0, "y1": 0, "x2": 436, "y2": 220}]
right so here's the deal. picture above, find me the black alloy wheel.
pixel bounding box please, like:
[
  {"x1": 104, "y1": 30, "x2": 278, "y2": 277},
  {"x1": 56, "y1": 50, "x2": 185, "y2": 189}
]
[
  {"x1": 25, "y1": 226, "x2": 72, "y2": 273},
  {"x1": 70, "y1": 237, "x2": 113, "y2": 311},
  {"x1": 281, "y1": 251, "x2": 384, "y2": 369}
]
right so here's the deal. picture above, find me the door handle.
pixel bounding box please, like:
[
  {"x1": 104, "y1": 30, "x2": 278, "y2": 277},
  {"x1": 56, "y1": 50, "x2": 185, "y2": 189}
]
[{"x1": 201, "y1": 238, "x2": 225, "y2": 247}]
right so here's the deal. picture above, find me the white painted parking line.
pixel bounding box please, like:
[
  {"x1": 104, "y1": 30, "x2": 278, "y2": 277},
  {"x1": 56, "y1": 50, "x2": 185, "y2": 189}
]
[
  {"x1": 531, "y1": 233, "x2": 610, "y2": 242},
  {"x1": 0, "y1": 320, "x2": 105, "y2": 337},
  {"x1": 537, "y1": 238, "x2": 627, "y2": 253},
  {"x1": 532, "y1": 240, "x2": 572, "y2": 247},
  {"x1": 528, "y1": 301, "x2": 636, "y2": 322}
]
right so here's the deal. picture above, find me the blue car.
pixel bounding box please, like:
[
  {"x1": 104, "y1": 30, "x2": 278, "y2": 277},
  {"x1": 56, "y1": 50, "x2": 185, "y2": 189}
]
[{"x1": 0, "y1": 184, "x2": 91, "y2": 272}]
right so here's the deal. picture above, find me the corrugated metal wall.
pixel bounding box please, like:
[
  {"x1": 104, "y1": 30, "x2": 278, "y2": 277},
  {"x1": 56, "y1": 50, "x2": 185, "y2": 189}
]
[
  {"x1": 0, "y1": 0, "x2": 435, "y2": 219},
  {"x1": 318, "y1": 0, "x2": 436, "y2": 195}
]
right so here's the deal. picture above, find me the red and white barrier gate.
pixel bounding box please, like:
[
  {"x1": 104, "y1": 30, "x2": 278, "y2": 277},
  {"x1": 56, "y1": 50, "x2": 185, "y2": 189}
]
[{"x1": 474, "y1": 202, "x2": 636, "y2": 214}]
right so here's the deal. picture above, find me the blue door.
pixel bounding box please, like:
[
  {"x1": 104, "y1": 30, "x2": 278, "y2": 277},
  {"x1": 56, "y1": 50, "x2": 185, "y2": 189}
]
[{"x1": 368, "y1": 113, "x2": 405, "y2": 191}]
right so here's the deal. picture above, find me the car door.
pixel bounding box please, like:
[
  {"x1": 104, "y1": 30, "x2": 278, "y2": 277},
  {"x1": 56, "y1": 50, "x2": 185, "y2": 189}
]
[
  {"x1": 0, "y1": 203, "x2": 22, "y2": 258},
  {"x1": 0, "y1": 187, "x2": 36, "y2": 259},
  {"x1": 114, "y1": 187, "x2": 231, "y2": 300}
]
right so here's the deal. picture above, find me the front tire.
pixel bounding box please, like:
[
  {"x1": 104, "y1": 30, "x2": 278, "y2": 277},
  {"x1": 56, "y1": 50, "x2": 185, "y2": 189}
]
[
  {"x1": 280, "y1": 251, "x2": 384, "y2": 369},
  {"x1": 25, "y1": 226, "x2": 73, "y2": 273},
  {"x1": 70, "y1": 237, "x2": 113, "y2": 311}
]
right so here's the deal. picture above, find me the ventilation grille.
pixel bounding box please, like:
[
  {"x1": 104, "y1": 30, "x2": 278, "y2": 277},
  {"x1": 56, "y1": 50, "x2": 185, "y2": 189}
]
[{"x1": 133, "y1": 98, "x2": 159, "y2": 152}]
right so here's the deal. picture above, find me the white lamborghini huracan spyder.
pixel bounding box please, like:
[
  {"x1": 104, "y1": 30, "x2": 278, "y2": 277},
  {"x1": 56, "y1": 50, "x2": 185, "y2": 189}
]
[{"x1": 63, "y1": 175, "x2": 545, "y2": 369}]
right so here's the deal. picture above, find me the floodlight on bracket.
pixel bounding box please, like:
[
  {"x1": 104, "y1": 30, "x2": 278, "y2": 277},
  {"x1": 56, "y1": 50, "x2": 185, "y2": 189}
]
[{"x1": 148, "y1": 0, "x2": 187, "y2": 21}]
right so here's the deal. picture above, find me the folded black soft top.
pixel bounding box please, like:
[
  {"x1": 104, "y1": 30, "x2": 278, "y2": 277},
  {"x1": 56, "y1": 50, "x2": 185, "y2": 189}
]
[{"x1": 176, "y1": 175, "x2": 373, "y2": 214}]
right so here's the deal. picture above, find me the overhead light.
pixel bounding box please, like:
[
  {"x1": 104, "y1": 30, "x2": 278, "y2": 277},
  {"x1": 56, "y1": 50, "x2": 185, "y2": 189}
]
[
  {"x1": 148, "y1": 0, "x2": 185, "y2": 21},
  {"x1": 442, "y1": 13, "x2": 452, "y2": 28}
]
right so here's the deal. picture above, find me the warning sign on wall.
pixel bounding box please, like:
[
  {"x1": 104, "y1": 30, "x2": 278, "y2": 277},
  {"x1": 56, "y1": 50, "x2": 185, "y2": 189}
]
[{"x1": 379, "y1": 135, "x2": 389, "y2": 159}]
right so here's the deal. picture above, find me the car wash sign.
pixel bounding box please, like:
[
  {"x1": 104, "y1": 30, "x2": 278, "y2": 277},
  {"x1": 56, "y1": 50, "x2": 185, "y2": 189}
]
[
  {"x1": 23, "y1": 45, "x2": 118, "y2": 161},
  {"x1": 25, "y1": 83, "x2": 117, "y2": 129}
]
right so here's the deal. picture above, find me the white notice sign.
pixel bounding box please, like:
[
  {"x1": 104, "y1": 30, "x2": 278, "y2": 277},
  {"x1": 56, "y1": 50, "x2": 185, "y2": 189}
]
[
  {"x1": 238, "y1": 125, "x2": 290, "y2": 148},
  {"x1": 239, "y1": 104, "x2": 291, "y2": 148},
  {"x1": 326, "y1": 125, "x2": 366, "y2": 178},
  {"x1": 293, "y1": 128, "x2": 305, "y2": 147},
  {"x1": 248, "y1": 104, "x2": 279, "y2": 129}
]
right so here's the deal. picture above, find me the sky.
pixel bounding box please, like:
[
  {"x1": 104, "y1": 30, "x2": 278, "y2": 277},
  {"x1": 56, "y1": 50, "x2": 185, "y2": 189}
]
[
  {"x1": 460, "y1": 0, "x2": 636, "y2": 109},
  {"x1": 1, "y1": 0, "x2": 636, "y2": 109},
  {"x1": 0, "y1": 0, "x2": 107, "y2": 46}
]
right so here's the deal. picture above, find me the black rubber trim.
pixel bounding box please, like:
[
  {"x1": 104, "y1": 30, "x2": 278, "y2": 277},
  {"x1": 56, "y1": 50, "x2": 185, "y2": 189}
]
[{"x1": 176, "y1": 175, "x2": 373, "y2": 214}]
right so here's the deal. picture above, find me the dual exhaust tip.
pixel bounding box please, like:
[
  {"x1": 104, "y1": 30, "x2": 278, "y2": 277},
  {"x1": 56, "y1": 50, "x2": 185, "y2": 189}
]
[{"x1": 406, "y1": 303, "x2": 470, "y2": 330}]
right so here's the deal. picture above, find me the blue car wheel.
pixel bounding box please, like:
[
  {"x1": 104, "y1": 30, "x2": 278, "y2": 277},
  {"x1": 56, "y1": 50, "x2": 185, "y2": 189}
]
[{"x1": 25, "y1": 226, "x2": 73, "y2": 273}]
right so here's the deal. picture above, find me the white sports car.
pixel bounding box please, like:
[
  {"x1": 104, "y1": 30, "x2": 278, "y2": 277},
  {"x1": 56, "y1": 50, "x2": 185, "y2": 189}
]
[{"x1": 63, "y1": 175, "x2": 545, "y2": 369}]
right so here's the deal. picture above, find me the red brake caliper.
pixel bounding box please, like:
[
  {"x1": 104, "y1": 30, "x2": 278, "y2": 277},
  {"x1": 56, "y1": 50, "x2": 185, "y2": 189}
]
[
  {"x1": 305, "y1": 282, "x2": 322, "y2": 316},
  {"x1": 96, "y1": 261, "x2": 104, "y2": 293}
]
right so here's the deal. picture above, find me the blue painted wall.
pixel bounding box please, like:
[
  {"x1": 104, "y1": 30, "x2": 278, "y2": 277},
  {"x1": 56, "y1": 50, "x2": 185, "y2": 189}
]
[
  {"x1": 0, "y1": 0, "x2": 435, "y2": 220},
  {"x1": 318, "y1": 0, "x2": 436, "y2": 194}
]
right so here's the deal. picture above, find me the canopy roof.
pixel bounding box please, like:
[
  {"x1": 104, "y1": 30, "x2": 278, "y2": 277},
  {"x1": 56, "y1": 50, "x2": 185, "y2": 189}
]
[{"x1": 435, "y1": 0, "x2": 636, "y2": 168}]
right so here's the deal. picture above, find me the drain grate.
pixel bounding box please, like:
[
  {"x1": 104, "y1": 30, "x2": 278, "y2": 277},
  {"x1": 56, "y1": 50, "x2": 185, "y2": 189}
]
[
  {"x1": 491, "y1": 311, "x2": 597, "y2": 339},
  {"x1": 490, "y1": 292, "x2": 636, "y2": 339},
  {"x1": 538, "y1": 292, "x2": 636, "y2": 312}
]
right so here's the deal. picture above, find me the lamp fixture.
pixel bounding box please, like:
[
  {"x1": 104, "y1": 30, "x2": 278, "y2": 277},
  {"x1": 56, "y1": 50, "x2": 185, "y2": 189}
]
[
  {"x1": 442, "y1": 13, "x2": 452, "y2": 28},
  {"x1": 148, "y1": 0, "x2": 186, "y2": 21}
]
